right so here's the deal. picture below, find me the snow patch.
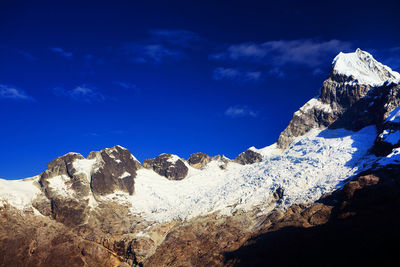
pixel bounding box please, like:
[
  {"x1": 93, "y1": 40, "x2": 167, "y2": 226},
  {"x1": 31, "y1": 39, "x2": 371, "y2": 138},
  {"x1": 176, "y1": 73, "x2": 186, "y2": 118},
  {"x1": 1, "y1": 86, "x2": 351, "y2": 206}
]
[
  {"x1": 380, "y1": 130, "x2": 400, "y2": 145},
  {"x1": 166, "y1": 154, "x2": 181, "y2": 164},
  {"x1": 386, "y1": 105, "x2": 400, "y2": 123},
  {"x1": 294, "y1": 98, "x2": 332, "y2": 116},
  {"x1": 72, "y1": 158, "x2": 97, "y2": 182},
  {"x1": 119, "y1": 171, "x2": 131, "y2": 179},
  {"x1": 48, "y1": 175, "x2": 75, "y2": 198},
  {"x1": 378, "y1": 148, "x2": 400, "y2": 165},
  {"x1": 0, "y1": 176, "x2": 41, "y2": 209}
]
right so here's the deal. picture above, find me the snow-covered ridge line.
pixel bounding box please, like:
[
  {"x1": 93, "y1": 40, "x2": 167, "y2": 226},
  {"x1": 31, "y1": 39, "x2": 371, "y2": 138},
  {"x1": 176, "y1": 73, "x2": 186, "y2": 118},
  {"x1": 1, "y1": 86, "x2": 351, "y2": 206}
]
[
  {"x1": 0, "y1": 125, "x2": 379, "y2": 223},
  {"x1": 332, "y1": 48, "x2": 400, "y2": 86},
  {"x1": 103, "y1": 126, "x2": 378, "y2": 222}
]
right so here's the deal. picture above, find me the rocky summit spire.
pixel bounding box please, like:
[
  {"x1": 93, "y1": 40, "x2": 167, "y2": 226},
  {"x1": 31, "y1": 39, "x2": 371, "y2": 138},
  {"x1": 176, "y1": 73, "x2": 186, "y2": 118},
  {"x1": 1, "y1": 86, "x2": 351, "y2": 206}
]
[{"x1": 277, "y1": 49, "x2": 400, "y2": 149}]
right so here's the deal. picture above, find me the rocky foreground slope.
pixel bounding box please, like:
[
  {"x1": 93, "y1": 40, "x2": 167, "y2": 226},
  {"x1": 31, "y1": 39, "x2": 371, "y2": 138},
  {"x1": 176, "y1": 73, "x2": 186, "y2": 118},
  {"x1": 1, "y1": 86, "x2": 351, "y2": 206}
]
[{"x1": 1, "y1": 49, "x2": 400, "y2": 266}]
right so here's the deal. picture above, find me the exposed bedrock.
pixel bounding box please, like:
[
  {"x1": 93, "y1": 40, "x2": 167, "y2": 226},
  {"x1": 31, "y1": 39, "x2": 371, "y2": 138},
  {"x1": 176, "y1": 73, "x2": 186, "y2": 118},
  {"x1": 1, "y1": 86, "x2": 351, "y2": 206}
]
[
  {"x1": 278, "y1": 78, "x2": 400, "y2": 149},
  {"x1": 277, "y1": 49, "x2": 400, "y2": 149},
  {"x1": 143, "y1": 153, "x2": 188, "y2": 180},
  {"x1": 35, "y1": 145, "x2": 141, "y2": 226},
  {"x1": 88, "y1": 145, "x2": 141, "y2": 196},
  {"x1": 188, "y1": 152, "x2": 211, "y2": 169},
  {"x1": 234, "y1": 149, "x2": 262, "y2": 165}
]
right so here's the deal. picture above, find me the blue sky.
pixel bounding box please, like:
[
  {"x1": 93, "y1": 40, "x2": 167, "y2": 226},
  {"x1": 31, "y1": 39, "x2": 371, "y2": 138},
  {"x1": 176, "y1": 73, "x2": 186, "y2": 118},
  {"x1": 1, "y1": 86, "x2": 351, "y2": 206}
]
[{"x1": 1, "y1": 0, "x2": 400, "y2": 179}]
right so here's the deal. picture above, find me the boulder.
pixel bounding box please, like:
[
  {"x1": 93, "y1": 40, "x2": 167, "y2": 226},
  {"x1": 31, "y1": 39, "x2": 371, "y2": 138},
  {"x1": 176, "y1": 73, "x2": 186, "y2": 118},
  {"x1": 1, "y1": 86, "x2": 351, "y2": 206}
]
[{"x1": 235, "y1": 149, "x2": 262, "y2": 165}]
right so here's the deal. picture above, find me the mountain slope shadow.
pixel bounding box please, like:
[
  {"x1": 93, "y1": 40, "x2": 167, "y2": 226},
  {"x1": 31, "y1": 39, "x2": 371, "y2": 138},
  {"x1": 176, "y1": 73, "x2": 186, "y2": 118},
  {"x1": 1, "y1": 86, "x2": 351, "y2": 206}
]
[{"x1": 223, "y1": 165, "x2": 400, "y2": 267}]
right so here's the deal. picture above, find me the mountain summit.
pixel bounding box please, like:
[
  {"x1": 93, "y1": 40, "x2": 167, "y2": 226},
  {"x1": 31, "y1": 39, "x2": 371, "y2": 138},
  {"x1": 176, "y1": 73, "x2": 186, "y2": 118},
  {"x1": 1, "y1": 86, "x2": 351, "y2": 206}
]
[
  {"x1": 1, "y1": 49, "x2": 400, "y2": 266},
  {"x1": 277, "y1": 49, "x2": 400, "y2": 148},
  {"x1": 332, "y1": 48, "x2": 400, "y2": 85}
]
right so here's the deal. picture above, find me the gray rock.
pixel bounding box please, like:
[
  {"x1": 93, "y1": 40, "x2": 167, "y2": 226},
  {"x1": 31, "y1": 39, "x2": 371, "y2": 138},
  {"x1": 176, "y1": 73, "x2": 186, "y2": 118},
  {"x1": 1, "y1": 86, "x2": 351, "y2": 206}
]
[
  {"x1": 188, "y1": 152, "x2": 211, "y2": 169},
  {"x1": 235, "y1": 149, "x2": 262, "y2": 165},
  {"x1": 143, "y1": 153, "x2": 188, "y2": 180},
  {"x1": 88, "y1": 145, "x2": 141, "y2": 196},
  {"x1": 40, "y1": 152, "x2": 91, "y2": 199},
  {"x1": 36, "y1": 146, "x2": 142, "y2": 226}
]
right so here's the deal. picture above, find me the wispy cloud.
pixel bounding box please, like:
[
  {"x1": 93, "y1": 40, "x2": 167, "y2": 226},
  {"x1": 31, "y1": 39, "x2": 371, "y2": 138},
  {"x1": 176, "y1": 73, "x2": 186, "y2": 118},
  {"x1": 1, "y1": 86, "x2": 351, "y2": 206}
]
[
  {"x1": 124, "y1": 43, "x2": 184, "y2": 63},
  {"x1": 114, "y1": 81, "x2": 140, "y2": 95},
  {"x1": 114, "y1": 81, "x2": 137, "y2": 89},
  {"x1": 224, "y1": 105, "x2": 258, "y2": 118},
  {"x1": 54, "y1": 85, "x2": 105, "y2": 102},
  {"x1": 17, "y1": 50, "x2": 36, "y2": 61},
  {"x1": 0, "y1": 84, "x2": 34, "y2": 101},
  {"x1": 211, "y1": 39, "x2": 353, "y2": 77},
  {"x1": 148, "y1": 29, "x2": 203, "y2": 48},
  {"x1": 213, "y1": 67, "x2": 261, "y2": 82},
  {"x1": 49, "y1": 47, "x2": 73, "y2": 58},
  {"x1": 123, "y1": 29, "x2": 203, "y2": 63}
]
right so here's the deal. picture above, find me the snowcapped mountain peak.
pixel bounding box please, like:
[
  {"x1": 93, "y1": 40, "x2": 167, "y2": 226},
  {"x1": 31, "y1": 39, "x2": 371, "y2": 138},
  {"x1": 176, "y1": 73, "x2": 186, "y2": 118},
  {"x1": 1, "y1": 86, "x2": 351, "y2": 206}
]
[{"x1": 332, "y1": 48, "x2": 400, "y2": 86}]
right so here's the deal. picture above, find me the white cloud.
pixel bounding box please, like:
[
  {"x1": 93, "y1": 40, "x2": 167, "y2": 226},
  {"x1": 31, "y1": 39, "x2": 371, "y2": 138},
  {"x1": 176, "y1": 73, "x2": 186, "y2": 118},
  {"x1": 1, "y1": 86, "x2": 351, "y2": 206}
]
[
  {"x1": 113, "y1": 81, "x2": 137, "y2": 89},
  {"x1": 49, "y1": 47, "x2": 73, "y2": 58},
  {"x1": 123, "y1": 29, "x2": 203, "y2": 63},
  {"x1": 224, "y1": 105, "x2": 258, "y2": 118},
  {"x1": 54, "y1": 85, "x2": 105, "y2": 102},
  {"x1": 148, "y1": 29, "x2": 203, "y2": 47},
  {"x1": 124, "y1": 43, "x2": 184, "y2": 63},
  {"x1": 213, "y1": 67, "x2": 261, "y2": 82},
  {"x1": 210, "y1": 39, "x2": 353, "y2": 77},
  {"x1": 17, "y1": 50, "x2": 36, "y2": 61},
  {"x1": 0, "y1": 84, "x2": 34, "y2": 101}
]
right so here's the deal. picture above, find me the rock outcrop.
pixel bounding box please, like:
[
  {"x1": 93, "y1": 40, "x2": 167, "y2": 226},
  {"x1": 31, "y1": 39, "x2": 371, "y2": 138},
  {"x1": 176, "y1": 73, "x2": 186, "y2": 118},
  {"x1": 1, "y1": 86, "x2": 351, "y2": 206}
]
[
  {"x1": 143, "y1": 153, "x2": 188, "y2": 180},
  {"x1": 35, "y1": 146, "x2": 141, "y2": 226},
  {"x1": 88, "y1": 146, "x2": 141, "y2": 196},
  {"x1": 235, "y1": 149, "x2": 262, "y2": 165},
  {"x1": 188, "y1": 152, "x2": 211, "y2": 169}
]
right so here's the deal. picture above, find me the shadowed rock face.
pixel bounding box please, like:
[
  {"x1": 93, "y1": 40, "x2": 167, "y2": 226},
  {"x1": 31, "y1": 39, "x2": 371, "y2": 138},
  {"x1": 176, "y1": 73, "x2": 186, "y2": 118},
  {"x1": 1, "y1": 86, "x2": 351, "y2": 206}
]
[
  {"x1": 35, "y1": 146, "x2": 141, "y2": 226},
  {"x1": 40, "y1": 152, "x2": 90, "y2": 198},
  {"x1": 278, "y1": 75, "x2": 400, "y2": 149},
  {"x1": 235, "y1": 149, "x2": 262, "y2": 165},
  {"x1": 143, "y1": 153, "x2": 188, "y2": 180},
  {"x1": 277, "y1": 49, "x2": 400, "y2": 149},
  {"x1": 223, "y1": 165, "x2": 400, "y2": 267},
  {"x1": 38, "y1": 152, "x2": 92, "y2": 226},
  {"x1": 88, "y1": 146, "x2": 141, "y2": 196},
  {"x1": 188, "y1": 152, "x2": 211, "y2": 169}
]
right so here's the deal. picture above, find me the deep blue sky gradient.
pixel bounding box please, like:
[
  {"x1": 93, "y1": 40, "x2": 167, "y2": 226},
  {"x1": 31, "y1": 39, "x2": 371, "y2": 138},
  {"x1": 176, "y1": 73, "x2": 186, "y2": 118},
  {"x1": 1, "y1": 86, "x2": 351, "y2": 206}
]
[{"x1": 1, "y1": 0, "x2": 400, "y2": 179}]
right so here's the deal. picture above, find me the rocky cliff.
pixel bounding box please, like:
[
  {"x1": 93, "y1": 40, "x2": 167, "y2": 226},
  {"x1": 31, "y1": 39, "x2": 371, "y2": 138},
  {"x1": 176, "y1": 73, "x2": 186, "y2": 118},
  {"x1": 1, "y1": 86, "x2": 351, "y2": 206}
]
[{"x1": 277, "y1": 48, "x2": 400, "y2": 148}]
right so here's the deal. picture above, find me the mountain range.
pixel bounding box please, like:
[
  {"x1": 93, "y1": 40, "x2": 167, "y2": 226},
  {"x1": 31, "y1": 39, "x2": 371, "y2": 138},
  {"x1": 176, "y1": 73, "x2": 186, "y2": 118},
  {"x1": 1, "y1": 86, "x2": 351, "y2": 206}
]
[{"x1": 1, "y1": 49, "x2": 400, "y2": 266}]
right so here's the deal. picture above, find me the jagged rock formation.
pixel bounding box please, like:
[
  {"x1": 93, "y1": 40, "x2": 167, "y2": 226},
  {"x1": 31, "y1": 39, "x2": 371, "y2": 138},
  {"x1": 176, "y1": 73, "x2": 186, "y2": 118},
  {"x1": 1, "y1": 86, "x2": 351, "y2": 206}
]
[
  {"x1": 88, "y1": 146, "x2": 141, "y2": 195},
  {"x1": 33, "y1": 146, "x2": 141, "y2": 227},
  {"x1": 143, "y1": 153, "x2": 188, "y2": 180},
  {"x1": 234, "y1": 149, "x2": 262, "y2": 165},
  {"x1": 277, "y1": 49, "x2": 400, "y2": 149},
  {"x1": 188, "y1": 152, "x2": 211, "y2": 169}
]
